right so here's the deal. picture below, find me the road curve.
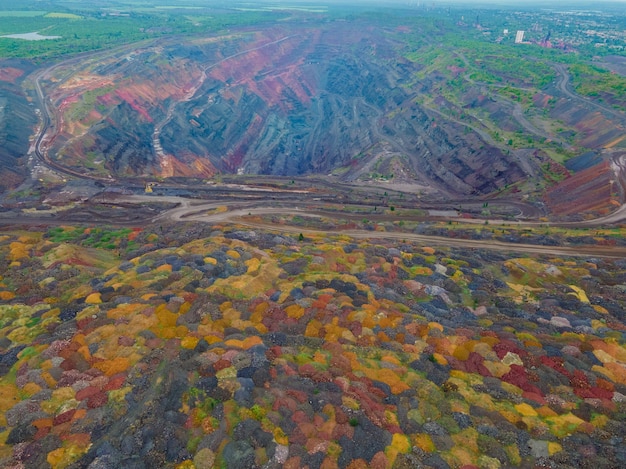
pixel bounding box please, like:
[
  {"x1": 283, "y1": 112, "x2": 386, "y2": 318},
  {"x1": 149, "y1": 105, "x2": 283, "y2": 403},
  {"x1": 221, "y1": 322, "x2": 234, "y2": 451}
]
[
  {"x1": 195, "y1": 208, "x2": 626, "y2": 258},
  {"x1": 553, "y1": 63, "x2": 626, "y2": 124},
  {"x1": 114, "y1": 196, "x2": 626, "y2": 258},
  {"x1": 33, "y1": 67, "x2": 113, "y2": 182},
  {"x1": 28, "y1": 43, "x2": 157, "y2": 183},
  {"x1": 2, "y1": 193, "x2": 625, "y2": 258},
  {"x1": 22, "y1": 40, "x2": 626, "y2": 235}
]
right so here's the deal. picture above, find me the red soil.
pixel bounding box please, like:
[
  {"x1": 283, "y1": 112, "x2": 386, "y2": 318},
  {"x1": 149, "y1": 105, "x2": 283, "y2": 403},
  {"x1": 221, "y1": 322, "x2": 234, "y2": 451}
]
[
  {"x1": 165, "y1": 151, "x2": 217, "y2": 178},
  {"x1": 0, "y1": 67, "x2": 24, "y2": 83},
  {"x1": 59, "y1": 95, "x2": 80, "y2": 112},
  {"x1": 224, "y1": 115, "x2": 263, "y2": 172},
  {"x1": 115, "y1": 89, "x2": 153, "y2": 122},
  {"x1": 97, "y1": 92, "x2": 118, "y2": 107},
  {"x1": 545, "y1": 161, "x2": 613, "y2": 216},
  {"x1": 532, "y1": 93, "x2": 551, "y2": 108},
  {"x1": 209, "y1": 33, "x2": 318, "y2": 111}
]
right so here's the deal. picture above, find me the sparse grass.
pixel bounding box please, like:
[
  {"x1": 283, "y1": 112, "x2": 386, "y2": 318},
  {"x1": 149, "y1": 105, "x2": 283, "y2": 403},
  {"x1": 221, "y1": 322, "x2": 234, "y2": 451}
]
[
  {"x1": 46, "y1": 226, "x2": 135, "y2": 250},
  {"x1": 44, "y1": 13, "x2": 83, "y2": 19},
  {"x1": 0, "y1": 11, "x2": 46, "y2": 17},
  {"x1": 0, "y1": 8, "x2": 288, "y2": 60},
  {"x1": 67, "y1": 87, "x2": 113, "y2": 122},
  {"x1": 570, "y1": 63, "x2": 626, "y2": 108}
]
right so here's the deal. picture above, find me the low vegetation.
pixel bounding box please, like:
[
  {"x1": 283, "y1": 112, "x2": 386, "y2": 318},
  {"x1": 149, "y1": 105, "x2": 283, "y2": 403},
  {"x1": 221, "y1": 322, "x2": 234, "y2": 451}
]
[
  {"x1": 2, "y1": 3, "x2": 626, "y2": 468},
  {"x1": 1, "y1": 223, "x2": 626, "y2": 468}
]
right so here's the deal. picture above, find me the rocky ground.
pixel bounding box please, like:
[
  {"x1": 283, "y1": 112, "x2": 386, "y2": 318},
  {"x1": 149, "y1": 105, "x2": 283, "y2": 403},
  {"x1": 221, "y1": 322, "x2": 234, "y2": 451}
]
[
  {"x1": 0, "y1": 60, "x2": 37, "y2": 193},
  {"x1": 1, "y1": 222, "x2": 626, "y2": 468},
  {"x1": 35, "y1": 20, "x2": 528, "y2": 198}
]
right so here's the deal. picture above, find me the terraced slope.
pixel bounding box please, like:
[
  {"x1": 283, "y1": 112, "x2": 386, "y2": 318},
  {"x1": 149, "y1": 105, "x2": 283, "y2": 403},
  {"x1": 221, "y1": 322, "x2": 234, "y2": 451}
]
[
  {"x1": 42, "y1": 21, "x2": 528, "y2": 196},
  {"x1": 0, "y1": 61, "x2": 37, "y2": 192}
]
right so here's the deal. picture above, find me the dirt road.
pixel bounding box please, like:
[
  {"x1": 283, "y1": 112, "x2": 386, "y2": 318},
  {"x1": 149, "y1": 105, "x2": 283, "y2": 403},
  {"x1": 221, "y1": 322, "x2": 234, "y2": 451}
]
[{"x1": 116, "y1": 195, "x2": 626, "y2": 258}]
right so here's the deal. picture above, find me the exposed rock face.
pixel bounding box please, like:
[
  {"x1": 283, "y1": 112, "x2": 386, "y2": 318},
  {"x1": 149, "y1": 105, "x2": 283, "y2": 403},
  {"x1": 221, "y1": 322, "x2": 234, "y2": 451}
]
[
  {"x1": 44, "y1": 22, "x2": 527, "y2": 195},
  {"x1": 0, "y1": 60, "x2": 37, "y2": 192},
  {"x1": 94, "y1": 101, "x2": 159, "y2": 176}
]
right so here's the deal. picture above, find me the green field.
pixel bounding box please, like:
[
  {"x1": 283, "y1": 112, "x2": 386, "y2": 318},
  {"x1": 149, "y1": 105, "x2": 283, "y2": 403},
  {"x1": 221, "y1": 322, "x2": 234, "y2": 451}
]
[
  {"x1": 0, "y1": 7, "x2": 286, "y2": 60},
  {"x1": 44, "y1": 12, "x2": 83, "y2": 19},
  {"x1": 0, "y1": 11, "x2": 47, "y2": 17}
]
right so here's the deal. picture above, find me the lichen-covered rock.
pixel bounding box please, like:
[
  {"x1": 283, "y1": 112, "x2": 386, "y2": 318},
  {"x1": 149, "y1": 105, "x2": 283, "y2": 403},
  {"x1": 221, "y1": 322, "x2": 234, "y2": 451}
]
[{"x1": 1, "y1": 226, "x2": 626, "y2": 468}]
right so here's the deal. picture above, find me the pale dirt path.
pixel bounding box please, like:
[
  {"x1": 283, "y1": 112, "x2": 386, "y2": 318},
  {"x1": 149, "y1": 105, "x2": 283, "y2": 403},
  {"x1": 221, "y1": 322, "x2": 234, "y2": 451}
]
[
  {"x1": 553, "y1": 63, "x2": 626, "y2": 122},
  {"x1": 118, "y1": 195, "x2": 626, "y2": 258},
  {"x1": 213, "y1": 213, "x2": 626, "y2": 259},
  {"x1": 455, "y1": 51, "x2": 571, "y2": 151}
]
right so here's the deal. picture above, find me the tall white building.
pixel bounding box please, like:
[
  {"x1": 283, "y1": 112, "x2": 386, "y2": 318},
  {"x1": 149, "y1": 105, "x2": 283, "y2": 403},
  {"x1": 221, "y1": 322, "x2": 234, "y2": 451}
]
[{"x1": 515, "y1": 30, "x2": 525, "y2": 44}]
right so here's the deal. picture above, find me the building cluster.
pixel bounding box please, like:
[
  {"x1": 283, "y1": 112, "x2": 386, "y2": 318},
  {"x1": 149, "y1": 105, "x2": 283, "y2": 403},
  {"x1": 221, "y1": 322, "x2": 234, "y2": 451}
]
[{"x1": 456, "y1": 6, "x2": 626, "y2": 52}]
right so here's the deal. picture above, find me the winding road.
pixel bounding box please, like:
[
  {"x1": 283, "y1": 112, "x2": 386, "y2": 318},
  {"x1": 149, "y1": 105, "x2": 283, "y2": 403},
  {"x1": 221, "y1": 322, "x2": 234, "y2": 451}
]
[
  {"x1": 97, "y1": 194, "x2": 626, "y2": 259},
  {"x1": 33, "y1": 64, "x2": 113, "y2": 182},
  {"x1": 30, "y1": 41, "x2": 160, "y2": 183},
  {"x1": 553, "y1": 63, "x2": 626, "y2": 125}
]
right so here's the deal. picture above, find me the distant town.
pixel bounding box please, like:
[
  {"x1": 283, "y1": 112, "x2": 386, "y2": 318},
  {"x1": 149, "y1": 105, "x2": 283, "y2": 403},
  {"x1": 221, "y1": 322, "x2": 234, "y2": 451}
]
[{"x1": 448, "y1": 5, "x2": 626, "y2": 53}]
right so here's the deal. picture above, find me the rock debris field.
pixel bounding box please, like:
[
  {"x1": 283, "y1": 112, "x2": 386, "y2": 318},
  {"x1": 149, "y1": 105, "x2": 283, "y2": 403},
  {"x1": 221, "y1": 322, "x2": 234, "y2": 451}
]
[{"x1": 1, "y1": 223, "x2": 626, "y2": 469}]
